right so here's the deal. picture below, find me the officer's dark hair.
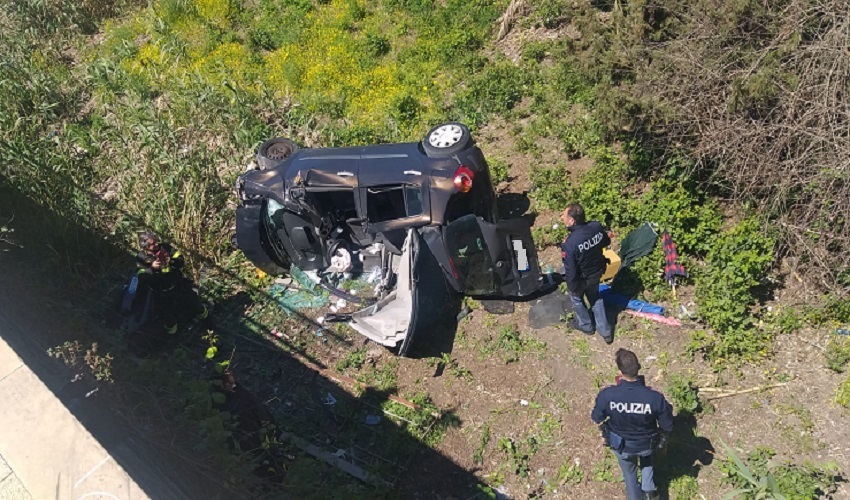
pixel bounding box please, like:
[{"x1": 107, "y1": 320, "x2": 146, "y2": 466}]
[
  {"x1": 566, "y1": 203, "x2": 586, "y2": 225},
  {"x1": 615, "y1": 349, "x2": 641, "y2": 377}
]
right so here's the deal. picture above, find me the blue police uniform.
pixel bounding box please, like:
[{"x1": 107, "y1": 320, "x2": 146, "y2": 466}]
[
  {"x1": 561, "y1": 220, "x2": 612, "y2": 340},
  {"x1": 591, "y1": 376, "x2": 674, "y2": 500}
]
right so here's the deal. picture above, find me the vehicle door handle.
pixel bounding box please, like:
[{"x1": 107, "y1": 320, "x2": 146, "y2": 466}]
[
  {"x1": 337, "y1": 171, "x2": 354, "y2": 177},
  {"x1": 403, "y1": 170, "x2": 422, "y2": 176}
]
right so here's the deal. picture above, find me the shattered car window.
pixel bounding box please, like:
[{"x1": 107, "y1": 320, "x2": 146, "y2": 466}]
[
  {"x1": 265, "y1": 198, "x2": 285, "y2": 228},
  {"x1": 445, "y1": 216, "x2": 497, "y2": 295}
]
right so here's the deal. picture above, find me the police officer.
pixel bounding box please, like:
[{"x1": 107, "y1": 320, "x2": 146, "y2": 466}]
[
  {"x1": 591, "y1": 349, "x2": 673, "y2": 500},
  {"x1": 560, "y1": 203, "x2": 613, "y2": 343}
]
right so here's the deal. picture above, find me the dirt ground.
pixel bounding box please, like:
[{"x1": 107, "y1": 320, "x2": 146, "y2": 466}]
[
  {"x1": 294, "y1": 121, "x2": 850, "y2": 498},
  {"x1": 3, "y1": 121, "x2": 849, "y2": 499}
]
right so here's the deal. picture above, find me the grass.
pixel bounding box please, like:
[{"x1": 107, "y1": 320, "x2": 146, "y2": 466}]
[
  {"x1": 480, "y1": 324, "x2": 547, "y2": 363},
  {"x1": 7, "y1": 0, "x2": 850, "y2": 496},
  {"x1": 572, "y1": 337, "x2": 593, "y2": 370},
  {"x1": 835, "y1": 374, "x2": 850, "y2": 409},
  {"x1": 825, "y1": 336, "x2": 850, "y2": 373},
  {"x1": 473, "y1": 424, "x2": 491, "y2": 465},
  {"x1": 555, "y1": 458, "x2": 585, "y2": 486},
  {"x1": 426, "y1": 353, "x2": 473, "y2": 386},
  {"x1": 591, "y1": 452, "x2": 621, "y2": 483}
]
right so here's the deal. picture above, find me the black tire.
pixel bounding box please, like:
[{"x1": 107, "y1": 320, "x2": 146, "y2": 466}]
[
  {"x1": 422, "y1": 122, "x2": 472, "y2": 158},
  {"x1": 257, "y1": 137, "x2": 299, "y2": 170}
]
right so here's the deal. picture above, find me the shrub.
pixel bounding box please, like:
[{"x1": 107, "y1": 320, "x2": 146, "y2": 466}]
[
  {"x1": 532, "y1": 0, "x2": 573, "y2": 29},
  {"x1": 693, "y1": 218, "x2": 775, "y2": 365},
  {"x1": 456, "y1": 60, "x2": 527, "y2": 126},
  {"x1": 666, "y1": 374, "x2": 701, "y2": 416},
  {"x1": 824, "y1": 337, "x2": 850, "y2": 373},
  {"x1": 195, "y1": 0, "x2": 238, "y2": 27},
  {"x1": 720, "y1": 444, "x2": 840, "y2": 499},
  {"x1": 669, "y1": 475, "x2": 699, "y2": 499},
  {"x1": 572, "y1": 148, "x2": 634, "y2": 228},
  {"x1": 634, "y1": 179, "x2": 722, "y2": 256},
  {"x1": 529, "y1": 163, "x2": 575, "y2": 211},
  {"x1": 488, "y1": 157, "x2": 510, "y2": 184}
]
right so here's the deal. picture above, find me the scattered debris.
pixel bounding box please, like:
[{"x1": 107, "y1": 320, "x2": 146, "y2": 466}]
[
  {"x1": 699, "y1": 382, "x2": 788, "y2": 401},
  {"x1": 365, "y1": 415, "x2": 382, "y2": 425},
  {"x1": 623, "y1": 309, "x2": 682, "y2": 326}
]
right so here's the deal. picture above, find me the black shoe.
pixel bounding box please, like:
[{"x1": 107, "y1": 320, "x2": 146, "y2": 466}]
[
  {"x1": 643, "y1": 491, "x2": 659, "y2": 500},
  {"x1": 603, "y1": 336, "x2": 614, "y2": 345},
  {"x1": 568, "y1": 319, "x2": 594, "y2": 335}
]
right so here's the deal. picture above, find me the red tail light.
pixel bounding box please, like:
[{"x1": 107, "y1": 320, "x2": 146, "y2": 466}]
[{"x1": 453, "y1": 165, "x2": 474, "y2": 193}]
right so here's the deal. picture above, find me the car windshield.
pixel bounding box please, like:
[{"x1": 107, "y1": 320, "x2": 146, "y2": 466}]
[{"x1": 444, "y1": 215, "x2": 497, "y2": 295}]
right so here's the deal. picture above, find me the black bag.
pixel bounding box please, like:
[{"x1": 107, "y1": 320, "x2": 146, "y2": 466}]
[{"x1": 606, "y1": 430, "x2": 625, "y2": 453}]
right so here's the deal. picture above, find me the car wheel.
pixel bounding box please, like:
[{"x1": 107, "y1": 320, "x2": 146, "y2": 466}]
[
  {"x1": 422, "y1": 123, "x2": 472, "y2": 158},
  {"x1": 257, "y1": 138, "x2": 299, "y2": 170}
]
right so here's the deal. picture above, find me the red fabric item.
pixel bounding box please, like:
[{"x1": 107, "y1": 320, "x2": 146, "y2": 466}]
[{"x1": 662, "y1": 230, "x2": 687, "y2": 283}]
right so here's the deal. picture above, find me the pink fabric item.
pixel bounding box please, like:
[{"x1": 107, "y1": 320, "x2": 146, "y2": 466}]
[{"x1": 624, "y1": 309, "x2": 682, "y2": 326}]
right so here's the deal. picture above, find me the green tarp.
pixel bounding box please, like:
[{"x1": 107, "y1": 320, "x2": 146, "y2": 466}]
[{"x1": 618, "y1": 222, "x2": 658, "y2": 269}]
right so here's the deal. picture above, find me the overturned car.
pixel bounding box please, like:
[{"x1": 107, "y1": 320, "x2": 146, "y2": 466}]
[{"x1": 234, "y1": 123, "x2": 543, "y2": 355}]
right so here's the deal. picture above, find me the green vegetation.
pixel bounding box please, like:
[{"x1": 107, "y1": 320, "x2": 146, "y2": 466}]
[
  {"x1": 48, "y1": 340, "x2": 114, "y2": 383},
  {"x1": 666, "y1": 374, "x2": 701, "y2": 416},
  {"x1": 555, "y1": 458, "x2": 584, "y2": 486},
  {"x1": 669, "y1": 475, "x2": 699, "y2": 499},
  {"x1": 690, "y1": 218, "x2": 776, "y2": 368},
  {"x1": 336, "y1": 347, "x2": 368, "y2": 372},
  {"x1": 481, "y1": 324, "x2": 547, "y2": 364},
  {"x1": 836, "y1": 375, "x2": 850, "y2": 409},
  {"x1": 427, "y1": 353, "x2": 473, "y2": 385},
  {"x1": 824, "y1": 336, "x2": 850, "y2": 373},
  {"x1": 720, "y1": 444, "x2": 840, "y2": 499},
  {"x1": 472, "y1": 424, "x2": 491, "y2": 465},
  {"x1": 498, "y1": 436, "x2": 537, "y2": 478},
  {"x1": 591, "y1": 452, "x2": 620, "y2": 483},
  {"x1": 5, "y1": 0, "x2": 850, "y2": 495}
]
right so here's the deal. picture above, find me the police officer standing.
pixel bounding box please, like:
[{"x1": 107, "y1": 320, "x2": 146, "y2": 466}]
[
  {"x1": 561, "y1": 203, "x2": 613, "y2": 343},
  {"x1": 591, "y1": 349, "x2": 673, "y2": 500}
]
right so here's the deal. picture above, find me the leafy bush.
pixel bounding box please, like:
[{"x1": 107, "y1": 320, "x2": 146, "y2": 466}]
[
  {"x1": 533, "y1": 0, "x2": 573, "y2": 28},
  {"x1": 488, "y1": 157, "x2": 510, "y2": 184},
  {"x1": 720, "y1": 444, "x2": 840, "y2": 499},
  {"x1": 572, "y1": 148, "x2": 634, "y2": 228},
  {"x1": 634, "y1": 179, "x2": 722, "y2": 256},
  {"x1": 530, "y1": 163, "x2": 575, "y2": 212},
  {"x1": 498, "y1": 436, "x2": 538, "y2": 477},
  {"x1": 669, "y1": 475, "x2": 699, "y2": 499},
  {"x1": 824, "y1": 337, "x2": 850, "y2": 373},
  {"x1": 693, "y1": 218, "x2": 775, "y2": 365},
  {"x1": 666, "y1": 374, "x2": 701, "y2": 416},
  {"x1": 456, "y1": 60, "x2": 528, "y2": 126}
]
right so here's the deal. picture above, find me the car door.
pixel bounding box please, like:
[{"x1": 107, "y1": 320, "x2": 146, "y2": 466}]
[
  {"x1": 358, "y1": 155, "x2": 431, "y2": 234},
  {"x1": 439, "y1": 214, "x2": 541, "y2": 297}
]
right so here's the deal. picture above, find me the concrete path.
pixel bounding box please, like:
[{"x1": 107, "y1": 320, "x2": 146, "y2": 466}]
[
  {"x1": 0, "y1": 333, "x2": 147, "y2": 500},
  {"x1": 0, "y1": 272, "x2": 244, "y2": 500}
]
